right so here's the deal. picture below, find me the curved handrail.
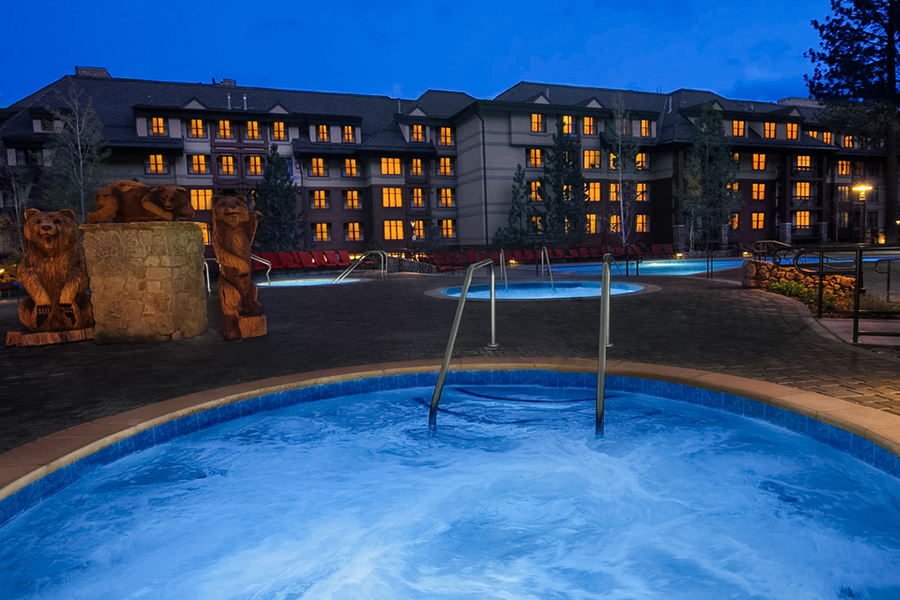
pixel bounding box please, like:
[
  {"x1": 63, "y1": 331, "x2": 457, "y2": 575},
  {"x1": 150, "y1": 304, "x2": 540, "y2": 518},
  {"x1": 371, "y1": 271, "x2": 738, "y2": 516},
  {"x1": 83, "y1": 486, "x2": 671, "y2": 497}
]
[
  {"x1": 791, "y1": 249, "x2": 857, "y2": 276},
  {"x1": 250, "y1": 254, "x2": 272, "y2": 286},
  {"x1": 332, "y1": 250, "x2": 388, "y2": 283},
  {"x1": 596, "y1": 254, "x2": 612, "y2": 435},
  {"x1": 204, "y1": 255, "x2": 271, "y2": 293},
  {"x1": 498, "y1": 249, "x2": 509, "y2": 290},
  {"x1": 538, "y1": 246, "x2": 555, "y2": 289},
  {"x1": 429, "y1": 258, "x2": 498, "y2": 429}
]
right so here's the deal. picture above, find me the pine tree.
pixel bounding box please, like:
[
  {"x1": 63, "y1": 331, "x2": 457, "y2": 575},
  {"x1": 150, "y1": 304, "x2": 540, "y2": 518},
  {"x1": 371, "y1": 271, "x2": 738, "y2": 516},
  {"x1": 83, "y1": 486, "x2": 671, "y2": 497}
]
[
  {"x1": 253, "y1": 145, "x2": 302, "y2": 251},
  {"x1": 492, "y1": 164, "x2": 531, "y2": 247},
  {"x1": 538, "y1": 120, "x2": 588, "y2": 246}
]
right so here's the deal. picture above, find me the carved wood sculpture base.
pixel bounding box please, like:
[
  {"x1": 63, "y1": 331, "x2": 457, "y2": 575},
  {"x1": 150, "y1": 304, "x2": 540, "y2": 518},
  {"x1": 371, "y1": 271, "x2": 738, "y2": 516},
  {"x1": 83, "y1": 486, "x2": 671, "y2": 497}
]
[
  {"x1": 6, "y1": 327, "x2": 95, "y2": 347},
  {"x1": 222, "y1": 315, "x2": 267, "y2": 340}
]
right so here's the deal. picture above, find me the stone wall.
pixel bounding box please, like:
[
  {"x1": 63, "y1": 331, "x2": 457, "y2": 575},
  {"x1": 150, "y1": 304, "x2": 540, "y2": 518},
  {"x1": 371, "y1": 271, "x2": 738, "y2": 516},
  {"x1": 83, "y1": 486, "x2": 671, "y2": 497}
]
[
  {"x1": 83, "y1": 222, "x2": 207, "y2": 342},
  {"x1": 742, "y1": 259, "x2": 856, "y2": 296}
]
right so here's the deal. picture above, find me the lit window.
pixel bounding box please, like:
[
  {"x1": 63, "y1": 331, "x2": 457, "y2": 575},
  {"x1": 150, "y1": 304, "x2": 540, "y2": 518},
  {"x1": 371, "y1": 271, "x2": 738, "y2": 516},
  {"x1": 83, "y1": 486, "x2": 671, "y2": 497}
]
[
  {"x1": 272, "y1": 122, "x2": 286, "y2": 141},
  {"x1": 733, "y1": 120, "x2": 745, "y2": 137},
  {"x1": 787, "y1": 123, "x2": 798, "y2": 140},
  {"x1": 727, "y1": 182, "x2": 739, "y2": 195},
  {"x1": 343, "y1": 159, "x2": 358, "y2": 177},
  {"x1": 317, "y1": 125, "x2": 329, "y2": 142},
  {"x1": 752, "y1": 212, "x2": 766, "y2": 229},
  {"x1": 439, "y1": 127, "x2": 454, "y2": 146},
  {"x1": 636, "y1": 153, "x2": 649, "y2": 170},
  {"x1": 197, "y1": 222, "x2": 211, "y2": 245},
  {"x1": 583, "y1": 117, "x2": 595, "y2": 136},
  {"x1": 796, "y1": 211, "x2": 810, "y2": 228},
  {"x1": 343, "y1": 126, "x2": 355, "y2": 143},
  {"x1": 439, "y1": 188, "x2": 455, "y2": 207},
  {"x1": 189, "y1": 154, "x2": 208, "y2": 174},
  {"x1": 636, "y1": 214, "x2": 648, "y2": 233},
  {"x1": 637, "y1": 182, "x2": 647, "y2": 201},
  {"x1": 246, "y1": 156, "x2": 262, "y2": 176},
  {"x1": 150, "y1": 117, "x2": 167, "y2": 136},
  {"x1": 837, "y1": 184, "x2": 849, "y2": 202},
  {"x1": 764, "y1": 122, "x2": 775, "y2": 139},
  {"x1": 588, "y1": 182, "x2": 602, "y2": 202},
  {"x1": 640, "y1": 119, "x2": 651, "y2": 137},
  {"x1": 796, "y1": 156, "x2": 811, "y2": 170},
  {"x1": 753, "y1": 183, "x2": 765, "y2": 201},
  {"x1": 730, "y1": 213, "x2": 739, "y2": 230},
  {"x1": 530, "y1": 181, "x2": 541, "y2": 201},
  {"x1": 796, "y1": 182, "x2": 810, "y2": 199},
  {"x1": 144, "y1": 154, "x2": 167, "y2": 174},
  {"x1": 412, "y1": 220, "x2": 424, "y2": 239},
  {"x1": 439, "y1": 157, "x2": 454, "y2": 176},
  {"x1": 343, "y1": 190, "x2": 359, "y2": 209},
  {"x1": 844, "y1": 135, "x2": 854, "y2": 148},
  {"x1": 823, "y1": 132, "x2": 833, "y2": 145},
  {"x1": 609, "y1": 214, "x2": 621, "y2": 233},
  {"x1": 313, "y1": 222, "x2": 332, "y2": 242},
  {"x1": 246, "y1": 121, "x2": 260, "y2": 140},
  {"x1": 441, "y1": 219, "x2": 456, "y2": 238},
  {"x1": 382, "y1": 187, "x2": 402, "y2": 208},
  {"x1": 609, "y1": 153, "x2": 618, "y2": 170},
  {"x1": 188, "y1": 119, "x2": 206, "y2": 138},
  {"x1": 218, "y1": 155, "x2": 234, "y2": 175},
  {"x1": 584, "y1": 150, "x2": 600, "y2": 169},
  {"x1": 411, "y1": 188, "x2": 424, "y2": 207},
  {"x1": 586, "y1": 213, "x2": 597, "y2": 234},
  {"x1": 310, "y1": 158, "x2": 327, "y2": 177},
  {"x1": 384, "y1": 220, "x2": 404, "y2": 240},
  {"x1": 838, "y1": 160, "x2": 851, "y2": 175},
  {"x1": 190, "y1": 189, "x2": 213, "y2": 211},
  {"x1": 610, "y1": 183, "x2": 620, "y2": 201},
  {"x1": 218, "y1": 120, "x2": 233, "y2": 139},
  {"x1": 345, "y1": 222, "x2": 362, "y2": 242},
  {"x1": 809, "y1": 130, "x2": 819, "y2": 140},
  {"x1": 381, "y1": 157, "x2": 401, "y2": 175},
  {"x1": 528, "y1": 148, "x2": 542, "y2": 168},
  {"x1": 410, "y1": 158, "x2": 423, "y2": 176},
  {"x1": 312, "y1": 190, "x2": 330, "y2": 209},
  {"x1": 562, "y1": 115, "x2": 573, "y2": 135},
  {"x1": 732, "y1": 153, "x2": 740, "y2": 167},
  {"x1": 752, "y1": 154, "x2": 766, "y2": 170},
  {"x1": 531, "y1": 113, "x2": 545, "y2": 133},
  {"x1": 531, "y1": 215, "x2": 543, "y2": 235},
  {"x1": 412, "y1": 124, "x2": 424, "y2": 142}
]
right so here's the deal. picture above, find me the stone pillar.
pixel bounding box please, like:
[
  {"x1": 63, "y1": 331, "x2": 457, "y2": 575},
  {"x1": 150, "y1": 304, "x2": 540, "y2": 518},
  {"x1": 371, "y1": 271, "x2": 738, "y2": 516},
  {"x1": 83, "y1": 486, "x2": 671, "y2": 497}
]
[
  {"x1": 82, "y1": 222, "x2": 208, "y2": 342},
  {"x1": 778, "y1": 223, "x2": 792, "y2": 245}
]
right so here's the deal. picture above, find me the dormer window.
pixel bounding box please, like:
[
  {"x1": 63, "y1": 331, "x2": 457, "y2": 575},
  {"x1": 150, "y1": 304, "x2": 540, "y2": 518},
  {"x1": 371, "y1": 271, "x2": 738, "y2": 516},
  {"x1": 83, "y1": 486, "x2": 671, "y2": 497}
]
[
  {"x1": 343, "y1": 125, "x2": 355, "y2": 143},
  {"x1": 412, "y1": 124, "x2": 424, "y2": 142},
  {"x1": 316, "y1": 125, "x2": 329, "y2": 142},
  {"x1": 764, "y1": 122, "x2": 776, "y2": 138},
  {"x1": 439, "y1": 127, "x2": 454, "y2": 146},
  {"x1": 531, "y1": 113, "x2": 545, "y2": 133},
  {"x1": 583, "y1": 117, "x2": 595, "y2": 136},
  {"x1": 561, "y1": 116, "x2": 573, "y2": 135},
  {"x1": 188, "y1": 119, "x2": 206, "y2": 138},
  {"x1": 732, "y1": 120, "x2": 745, "y2": 137},
  {"x1": 787, "y1": 123, "x2": 798, "y2": 140},
  {"x1": 640, "y1": 119, "x2": 651, "y2": 137},
  {"x1": 150, "y1": 117, "x2": 167, "y2": 136},
  {"x1": 272, "y1": 122, "x2": 286, "y2": 141}
]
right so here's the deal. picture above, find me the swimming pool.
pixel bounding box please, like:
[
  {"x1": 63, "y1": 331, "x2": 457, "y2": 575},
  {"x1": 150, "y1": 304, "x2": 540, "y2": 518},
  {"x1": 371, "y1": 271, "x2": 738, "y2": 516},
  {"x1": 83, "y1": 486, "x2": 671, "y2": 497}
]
[
  {"x1": 558, "y1": 259, "x2": 744, "y2": 276},
  {"x1": 1, "y1": 368, "x2": 898, "y2": 599},
  {"x1": 257, "y1": 277, "x2": 361, "y2": 287},
  {"x1": 441, "y1": 280, "x2": 644, "y2": 300}
]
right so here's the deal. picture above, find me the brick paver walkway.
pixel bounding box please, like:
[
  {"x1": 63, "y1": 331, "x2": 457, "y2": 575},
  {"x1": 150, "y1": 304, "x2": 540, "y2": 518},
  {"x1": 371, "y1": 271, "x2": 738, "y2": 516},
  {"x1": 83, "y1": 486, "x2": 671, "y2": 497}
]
[{"x1": 2, "y1": 267, "x2": 899, "y2": 455}]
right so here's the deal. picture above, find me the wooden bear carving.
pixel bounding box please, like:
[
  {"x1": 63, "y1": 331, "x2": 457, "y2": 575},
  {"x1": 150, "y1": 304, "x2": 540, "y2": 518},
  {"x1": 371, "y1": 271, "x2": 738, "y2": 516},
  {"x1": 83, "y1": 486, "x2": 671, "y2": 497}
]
[
  {"x1": 211, "y1": 195, "x2": 263, "y2": 339},
  {"x1": 18, "y1": 209, "x2": 94, "y2": 331},
  {"x1": 87, "y1": 180, "x2": 194, "y2": 223}
]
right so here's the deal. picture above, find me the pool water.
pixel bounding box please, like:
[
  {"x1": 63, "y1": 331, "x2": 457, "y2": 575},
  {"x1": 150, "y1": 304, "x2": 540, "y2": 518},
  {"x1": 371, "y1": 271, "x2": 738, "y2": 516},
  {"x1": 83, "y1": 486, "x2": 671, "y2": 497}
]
[
  {"x1": 257, "y1": 277, "x2": 360, "y2": 287},
  {"x1": 1, "y1": 381, "x2": 898, "y2": 599},
  {"x1": 442, "y1": 280, "x2": 643, "y2": 300},
  {"x1": 558, "y1": 259, "x2": 744, "y2": 276}
]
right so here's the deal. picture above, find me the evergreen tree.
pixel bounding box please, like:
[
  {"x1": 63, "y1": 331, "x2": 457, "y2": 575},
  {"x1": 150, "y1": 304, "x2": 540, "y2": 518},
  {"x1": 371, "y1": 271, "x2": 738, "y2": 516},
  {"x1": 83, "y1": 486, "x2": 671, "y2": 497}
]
[
  {"x1": 682, "y1": 103, "x2": 740, "y2": 249},
  {"x1": 253, "y1": 145, "x2": 302, "y2": 251},
  {"x1": 538, "y1": 120, "x2": 589, "y2": 246},
  {"x1": 806, "y1": 0, "x2": 900, "y2": 242},
  {"x1": 600, "y1": 99, "x2": 642, "y2": 247},
  {"x1": 42, "y1": 82, "x2": 110, "y2": 222},
  {"x1": 492, "y1": 164, "x2": 531, "y2": 247}
]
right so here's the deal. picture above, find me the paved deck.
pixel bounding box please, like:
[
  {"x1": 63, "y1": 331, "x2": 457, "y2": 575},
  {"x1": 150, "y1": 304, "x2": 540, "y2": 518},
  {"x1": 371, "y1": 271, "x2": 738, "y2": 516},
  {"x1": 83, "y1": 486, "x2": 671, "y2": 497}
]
[{"x1": 2, "y1": 266, "x2": 900, "y2": 456}]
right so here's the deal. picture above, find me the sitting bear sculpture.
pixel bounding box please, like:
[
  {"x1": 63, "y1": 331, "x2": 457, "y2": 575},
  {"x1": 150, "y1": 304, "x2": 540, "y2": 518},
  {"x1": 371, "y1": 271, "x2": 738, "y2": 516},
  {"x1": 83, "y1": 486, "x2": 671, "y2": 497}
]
[{"x1": 87, "y1": 180, "x2": 194, "y2": 223}]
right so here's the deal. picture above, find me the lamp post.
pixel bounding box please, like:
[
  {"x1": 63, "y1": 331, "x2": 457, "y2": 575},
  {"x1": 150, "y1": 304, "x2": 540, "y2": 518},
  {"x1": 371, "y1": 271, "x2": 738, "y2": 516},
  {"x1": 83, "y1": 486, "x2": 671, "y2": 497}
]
[{"x1": 852, "y1": 183, "x2": 873, "y2": 243}]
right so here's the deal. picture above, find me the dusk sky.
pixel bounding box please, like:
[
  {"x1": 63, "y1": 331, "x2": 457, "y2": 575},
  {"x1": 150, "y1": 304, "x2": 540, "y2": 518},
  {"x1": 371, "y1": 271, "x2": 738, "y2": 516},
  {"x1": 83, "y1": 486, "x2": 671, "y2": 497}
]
[{"x1": 2, "y1": 0, "x2": 832, "y2": 107}]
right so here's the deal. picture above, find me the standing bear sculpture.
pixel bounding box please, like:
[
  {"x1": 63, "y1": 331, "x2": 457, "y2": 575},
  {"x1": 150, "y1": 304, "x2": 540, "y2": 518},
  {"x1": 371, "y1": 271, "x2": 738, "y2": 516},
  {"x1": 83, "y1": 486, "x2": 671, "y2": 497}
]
[
  {"x1": 211, "y1": 195, "x2": 265, "y2": 340},
  {"x1": 87, "y1": 180, "x2": 194, "y2": 223},
  {"x1": 18, "y1": 208, "x2": 94, "y2": 331}
]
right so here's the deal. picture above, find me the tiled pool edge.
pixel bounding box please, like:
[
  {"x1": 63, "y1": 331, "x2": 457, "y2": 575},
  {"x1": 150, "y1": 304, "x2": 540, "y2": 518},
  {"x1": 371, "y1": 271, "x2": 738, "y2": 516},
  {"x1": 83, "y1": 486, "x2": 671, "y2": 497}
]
[{"x1": 2, "y1": 358, "x2": 899, "y2": 527}]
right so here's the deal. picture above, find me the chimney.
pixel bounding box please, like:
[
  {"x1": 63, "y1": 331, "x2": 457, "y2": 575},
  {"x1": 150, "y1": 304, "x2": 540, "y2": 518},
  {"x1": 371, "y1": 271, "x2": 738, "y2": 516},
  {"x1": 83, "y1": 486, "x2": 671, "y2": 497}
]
[{"x1": 227, "y1": 93, "x2": 232, "y2": 110}]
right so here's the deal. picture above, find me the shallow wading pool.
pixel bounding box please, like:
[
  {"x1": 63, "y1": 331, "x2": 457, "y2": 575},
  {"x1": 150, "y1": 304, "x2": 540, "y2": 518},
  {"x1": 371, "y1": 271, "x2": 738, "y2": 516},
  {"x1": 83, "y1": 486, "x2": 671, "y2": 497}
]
[
  {"x1": 441, "y1": 280, "x2": 644, "y2": 300},
  {"x1": 1, "y1": 371, "x2": 899, "y2": 599}
]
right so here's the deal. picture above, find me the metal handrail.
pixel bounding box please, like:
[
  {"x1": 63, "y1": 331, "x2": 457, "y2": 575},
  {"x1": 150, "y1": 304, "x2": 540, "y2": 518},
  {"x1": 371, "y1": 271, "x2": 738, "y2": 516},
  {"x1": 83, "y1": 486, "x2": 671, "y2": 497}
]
[
  {"x1": 203, "y1": 258, "x2": 214, "y2": 294},
  {"x1": 875, "y1": 258, "x2": 899, "y2": 302},
  {"x1": 498, "y1": 249, "x2": 509, "y2": 289},
  {"x1": 204, "y1": 255, "x2": 271, "y2": 294},
  {"x1": 596, "y1": 254, "x2": 612, "y2": 435},
  {"x1": 429, "y1": 258, "x2": 499, "y2": 429},
  {"x1": 332, "y1": 250, "x2": 388, "y2": 283},
  {"x1": 538, "y1": 246, "x2": 555, "y2": 289},
  {"x1": 250, "y1": 254, "x2": 272, "y2": 286}
]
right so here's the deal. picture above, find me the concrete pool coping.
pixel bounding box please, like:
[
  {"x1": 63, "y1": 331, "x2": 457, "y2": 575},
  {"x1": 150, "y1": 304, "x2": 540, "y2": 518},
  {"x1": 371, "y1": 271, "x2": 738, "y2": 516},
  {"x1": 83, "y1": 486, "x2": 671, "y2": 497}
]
[{"x1": 2, "y1": 357, "x2": 899, "y2": 504}]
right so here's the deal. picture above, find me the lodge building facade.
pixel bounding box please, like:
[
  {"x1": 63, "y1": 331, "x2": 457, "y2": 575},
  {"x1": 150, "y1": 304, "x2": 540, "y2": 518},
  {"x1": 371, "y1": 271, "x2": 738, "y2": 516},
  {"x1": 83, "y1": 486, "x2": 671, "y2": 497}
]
[{"x1": 0, "y1": 67, "x2": 890, "y2": 255}]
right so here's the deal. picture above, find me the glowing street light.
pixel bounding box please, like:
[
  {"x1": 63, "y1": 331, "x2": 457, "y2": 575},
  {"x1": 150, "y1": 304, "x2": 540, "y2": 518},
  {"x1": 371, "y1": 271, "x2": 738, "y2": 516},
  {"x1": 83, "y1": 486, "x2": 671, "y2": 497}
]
[{"x1": 852, "y1": 183, "x2": 873, "y2": 243}]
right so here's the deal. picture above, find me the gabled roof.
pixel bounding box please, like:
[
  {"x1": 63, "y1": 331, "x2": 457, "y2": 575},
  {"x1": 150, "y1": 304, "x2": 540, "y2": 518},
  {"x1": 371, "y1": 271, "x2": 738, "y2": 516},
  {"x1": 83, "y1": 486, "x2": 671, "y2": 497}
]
[{"x1": 404, "y1": 90, "x2": 476, "y2": 119}]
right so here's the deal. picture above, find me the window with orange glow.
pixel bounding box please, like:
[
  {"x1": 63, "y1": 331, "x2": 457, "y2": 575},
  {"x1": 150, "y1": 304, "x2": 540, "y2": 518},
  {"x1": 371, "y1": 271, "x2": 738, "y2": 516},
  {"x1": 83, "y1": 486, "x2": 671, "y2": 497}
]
[
  {"x1": 343, "y1": 125, "x2": 355, "y2": 143},
  {"x1": 345, "y1": 222, "x2": 362, "y2": 242},
  {"x1": 796, "y1": 156, "x2": 811, "y2": 170},
  {"x1": 343, "y1": 159, "x2": 358, "y2": 177},
  {"x1": 196, "y1": 222, "x2": 211, "y2": 245},
  {"x1": 439, "y1": 157, "x2": 454, "y2": 176},
  {"x1": 381, "y1": 157, "x2": 401, "y2": 175},
  {"x1": 317, "y1": 125, "x2": 329, "y2": 142},
  {"x1": 530, "y1": 181, "x2": 541, "y2": 201},
  {"x1": 787, "y1": 123, "x2": 798, "y2": 140},
  {"x1": 844, "y1": 135, "x2": 854, "y2": 148},
  {"x1": 823, "y1": 132, "x2": 832, "y2": 144},
  {"x1": 636, "y1": 153, "x2": 649, "y2": 170},
  {"x1": 796, "y1": 211, "x2": 810, "y2": 228},
  {"x1": 218, "y1": 155, "x2": 234, "y2": 175},
  {"x1": 439, "y1": 188, "x2": 455, "y2": 207},
  {"x1": 752, "y1": 212, "x2": 765, "y2": 229},
  {"x1": 752, "y1": 154, "x2": 766, "y2": 170},
  {"x1": 584, "y1": 150, "x2": 600, "y2": 169},
  {"x1": 732, "y1": 120, "x2": 745, "y2": 136},
  {"x1": 411, "y1": 188, "x2": 424, "y2": 207},
  {"x1": 588, "y1": 182, "x2": 602, "y2": 201},
  {"x1": 637, "y1": 182, "x2": 647, "y2": 201},
  {"x1": 640, "y1": 119, "x2": 651, "y2": 137},
  {"x1": 636, "y1": 214, "x2": 648, "y2": 232},
  {"x1": 343, "y1": 190, "x2": 359, "y2": 209},
  {"x1": 247, "y1": 155, "x2": 262, "y2": 176},
  {"x1": 610, "y1": 182, "x2": 620, "y2": 201},
  {"x1": 586, "y1": 213, "x2": 597, "y2": 234},
  {"x1": 753, "y1": 183, "x2": 765, "y2": 201},
  {"x1": 384, "y1": 220, "x2": 404, "y2": 240},
  {"x1": 218, "y1": 120, "x2": 233, "y2": 139},
  {"x1": 312, "y1": 190, "x2": 329, "y2": 209},
  {"x1": 439, "y1": 127, "x2": 454, "y2": 145},
  {"x1": 382, "y1": 187, "x2": 402, "y2": 208},
  {"x1": 246, "y1": 121, "x2": 260, "y2": 140},
  {"x1": 310, "y1": 158, "x2": 326, "y2": 177},
  {"x1": 531, "y1": 215, "x2": 543, "y2": 235},
  {"x1": 190, "y1": 189, "x2": 213, "y2": 211},
  {"x1": 189, "y1": 154, "x2": 208, "y2": 174},
  {"x1": 730, "y1": 213, "x2": 739, "y2": 229},
  {"x1": 412, "y1": 220, "x2": 424, "y2": 239},
  {"x1": 313, "y1": 222, "x2": 331, "y2": 242},
  {"x1": 146, "y1": 154, "x2": 166, "y2": 174},
  {"x1": 764, "y1": 122, "x2": 776, "y2": 139},
  {"x1": 272, "y1": 121, "x2": 286, "y2": 141},
  {"x1": 531, "y1": 113, "x2": 545, "y2": 133},
  {"x1": 796, "y1": 182, "x2": 810, "y2": 199},
  {"x1": 838, "y1": 160, "x2": 851, "y2": 175},
  {"x1": 441, "y1": 219, "x2": 456, "y2": 238},
  {"x1": 609, "y1": 214, "x2": 621, "y2": 232},
  {"x1": 188, "y1": 119, "x2": 206, "y2": 138},
  {"x1": 150, "y1": 117, "x2": 167, "y2": 136},
  {"x1": 412, "y1": 124, "x2": 424, "y2": 142},
  {"x1": 583, "y1": 117, "x2": 595, "y2": 135},
  {"x1": 410, "y1": 158, "x2": 423, "y2": 176},
  {"x1": 528, "y1": 148, "x2": 542, "y2": 168},
  {"x1": 609, "y1": 153, "x2": 618, "y2": 170},
  {"x1": 562, "y1": 115, "x2": 573, "y2": 135}
]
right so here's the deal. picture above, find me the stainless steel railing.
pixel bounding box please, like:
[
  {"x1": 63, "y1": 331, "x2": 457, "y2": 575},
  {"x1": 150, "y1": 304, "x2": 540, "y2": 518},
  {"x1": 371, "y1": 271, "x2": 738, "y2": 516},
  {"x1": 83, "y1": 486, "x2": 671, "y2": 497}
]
[
  {"x1": 428, "y1": 258, "x2": 499, "y2": 429},
  {"x1": 498, "y1": 249, "x2": 509, "y2": 289},
  {"x1": 596, "y1": 254, "x2": 612, "y2": 435},
  {"x1": 332, "y1": 250, "x2": 388, "y2": 283},
  {"x1": 204, "y1": 255, "x2": 271, "y2": 294},
  {"x1": 538, "y1": 246, "x2": 555, "y2": 289}
]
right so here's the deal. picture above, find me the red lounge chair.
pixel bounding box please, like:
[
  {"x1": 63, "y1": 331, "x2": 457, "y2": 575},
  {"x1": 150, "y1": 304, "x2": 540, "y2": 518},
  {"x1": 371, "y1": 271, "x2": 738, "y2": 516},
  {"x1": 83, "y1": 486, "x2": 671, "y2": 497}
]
[
  {"x1": 523, "y1": 249, "x2": 535, "y2": 263},
  {"x1": 512, "y1": 250, "x2": 525, "y2": 262},
  {"x1": 310, "y1": 250, "x2": 331, "y2": 268},
  {"x1": 336, "y1": 250, "x2": 352, "y2": 267},
  {"x1": 553, "y1": 249, "x2": 566, "y2": 260},
  {"x1": 589, "y1": 247, "x2": 601, "y2": 258},
  {"x1": 276, "y1": 252, "x2": 301, "y2": 270},
  {"x1": 663, "y1": 244, "x2": 674, "y2": 255},
  {"x1": 490, "y1": 251, "x2": 502, "y2": 264},
  {"x1": 579, "y1": 247, "x2": 591, "y2": 259},
  {"x1": 324, "y1": 251, "x2": 342, "y2": 268},
  {"x1": 294, "y1": 251, "x2": 318, "y2": 269},
  {"x1": 259, "y1": 252, "x2": 283, "y2": 269},
  {"x1": 651, "y1": 245, "x2": 663, "y2": 257},
  {"x1": 432, "y1": 254, "x2": 460, "y2": 272},
  {"x1": 613, "y1": 246, "x2": 626, "y2": 257},
  {"x1": 567, "y1": 248, "x2": 580, "y2": 260},
  {"x1": 251, "y1": 256, "x2": 268, "y2": 271},
  {"x1": 466, "y1": 252, "x2": 481, "y2": 264}
]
